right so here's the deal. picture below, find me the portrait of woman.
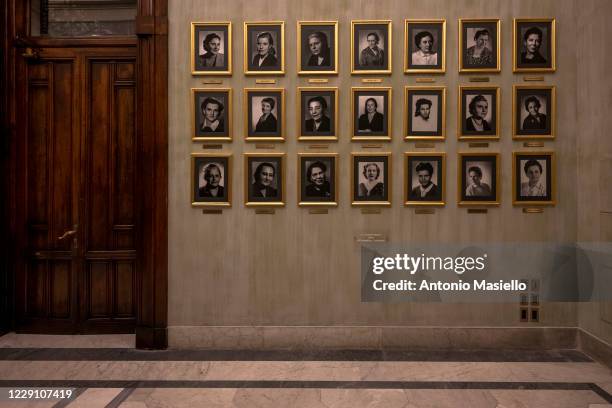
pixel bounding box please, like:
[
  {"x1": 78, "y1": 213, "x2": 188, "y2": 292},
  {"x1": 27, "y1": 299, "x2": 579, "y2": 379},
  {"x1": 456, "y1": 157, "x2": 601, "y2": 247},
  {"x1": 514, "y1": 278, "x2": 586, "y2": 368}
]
[
  {"x1": 192, "y1": 88, "x2": 232, "y2": 142},
  {"x1": 191, "y1": 154, "x2": 231, "y2": 207},
  {"x1": 514, "y1": 19, "x2": 556, "y2": 72},
  {"x1": 298, "y1": 87, "x2": 337, "y2": 140},
  {"x1": 245, "y1": 153, "x2": 285, "y2": 206},
  {"x1": 244, "y1": 22, "x2": 284, "y2": 74},
  {"x1": 459, "y1": 86, "x2": 500, "y2": 140},
  {"x1": 405, "y1": 86, "x2": 446, "y2": 140},
  {"x1": 298, "y1": 22, "x2": 338, "y2": 74},
  {"x1": 412, "y1": 98, "x2": 436, "y2": 132},
  {"x1": 412, "y1": 31, "x2": 437, "y2": 66},
  {"x1": 351, "y1": 21, "x2": 392, "y2": 74},
  {"x1": 404, "y1": 20, "x2": 445, "y2": 73},
  {"x1": 245, "y1": 88, "x2": 284, "y2": 141},
  {"x1": 405, "y1": 153, "x2": 445, "y2": 206},
  {"x1": 299, "y1": 154, "x2": 338, "y2": 206},
  {"x1": 513, "y1": 85, "x2": 555, "y2": 139},
  {"x1": 358, "y1": 98, "x2": 384, "y2": 132},
  {"x1": 458, "y1": 153, "x2": 499, "y2": 206},
  {"x1": 351, "y1": 153, "x2": 391, "y2": 206},
  {"x1": 191, "y1": 22, "x2": 231, "y2": 75},
  {"x1": 513, "y1": 152, "x2": 555, "y2": 205},
  {"x1": 466, "y1": 95, "x2": 491, "y2": 132},
  {"x1": 459, "y1": 19, "x2": 500, "y2": 72},
  {"x1": 255, "y1": 97, "x2": 278, "y2": 133}
]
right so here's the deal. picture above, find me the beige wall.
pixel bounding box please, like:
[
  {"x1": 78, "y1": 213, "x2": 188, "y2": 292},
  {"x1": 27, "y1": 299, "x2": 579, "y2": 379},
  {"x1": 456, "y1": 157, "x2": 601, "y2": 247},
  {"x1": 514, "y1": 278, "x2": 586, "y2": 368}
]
[
  {"x1": 576, "y1": 0, "x2": 612, "y2": 346},
  {"x1": 168, "y1": 0, "x2": 589, "y2": 338}
]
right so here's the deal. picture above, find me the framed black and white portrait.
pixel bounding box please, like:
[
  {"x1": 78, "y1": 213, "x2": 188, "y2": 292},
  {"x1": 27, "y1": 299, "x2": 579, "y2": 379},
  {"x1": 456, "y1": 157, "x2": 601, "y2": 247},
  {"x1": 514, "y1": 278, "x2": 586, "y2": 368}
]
[
  {"x1": 513, "y1": 18, "x2": 556, "y2": 72},
  {"x1": 298, "y1": 153, "x2": 338, "y2": 207},
  {"x1": 458, "y1": 86, "x2": 500, "y2": 140},
  {"x1": 513, "y1": 152, "x2": 555, "y2": 206},
  {"x1": 513, "y1": 85, "x2": 556, "y2": 140},
  {"x1": 244, "y1": 21, "x2": 285, "y2": 75},
  {"x1": 404, "y1": 19, "x2": 446, "y2": 73},
  {"x1": 351, "y1": 20, "x2": 392, "y2": 74},
  {"x1": 405, "y1": 153, "x2": 445, "y2": 206},
  {"x1": 191, "y1": 153, "x2": 231, "y2": 207},
  {"x1": 297, "y1": 87, "x2": 338, "y2": 141},
  {"x1": 458, "y1": 153, "x2": 500, "y2": 206},
  {"x1": 244, "y1": 88, "x2": 285, "y2": 141},
  {"x1": 298, "y1": 21, "x2": 338, "y2": 75},
  {"x1": 458, "y1": 19, "x2": 501, "y2": 73},
  {"x1": 351, "y1": 87, "x2": 392, "y2": 141},
  {"x1": 192, "y1": 88, "x2": 232, "y2": 142},
  {"x1": 351, "y1": 153, "x2": 391, "y2": 206},
  {"x1": 191, "y1": 22, "x2": 232, "y2": 75},
  {"x1": 404, "y1": 86, "x2": 446, "y2": 141},
  {"x1": 244, "y1": 153, "x2": 285, "y2": 207}
]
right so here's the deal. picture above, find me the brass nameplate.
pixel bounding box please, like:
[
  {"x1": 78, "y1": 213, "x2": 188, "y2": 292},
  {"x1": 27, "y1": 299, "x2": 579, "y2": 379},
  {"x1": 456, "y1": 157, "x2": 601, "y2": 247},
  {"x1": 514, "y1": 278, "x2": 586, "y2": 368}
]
[
  {"x1": 415, "y1": 142, "x2": 435, "y2": 148},
  {"x1": 416, "y1": 77, "x2": 435, "y2": 83},
  {"x1": 523, "y1": 208, "x2": 544, "y2": 213},
  {"x1": 467, "y1": 208, "x2": 488, "y2": 214},
  {"x1": 469, "y1": 77, "x2": 490, "y2": 82},
  {"x1": 256, "y1": 79, "x2": 276, "y2": 84},
  {"x1": 355, "y1": 233, "x2": 386, "y2": 242},
  {"x1": 202, "y1": 209, "x2": 223, "y2": 214},
  {"x1": 361, "y1": 144, "x2": 382, "y2": 149},
  {"x1": 361, "y1": 78, "x2": 383, "y2": 83},
  {"x1": 523, "y1": 76, "x2": 545, "y2": 82},
  {"x1": 523, "y1": 141, "x2": 544, "y2": 148},
  {"x1": 202, "y1": 144, "x2": 223, "y2": 149},
  {"x1": 255, "y1": 144, "x2": 275, "y2": 149},
  {"x1": 202, "y1": 79, "x2": 222, "y2": 84},
  {"x1": 361, "y1": 208, "x2": 381, "y2": 214},
  {"x1": 308, "y1": 78, "x2": 329, "y2": 84},
  {"x1": 469, "y1": 142, "x2": 489, "y2": 148},
  {"x1": 415, "y1": 208, "x2": 435, "y2": 214},
  {"x1": 255, "y1": 208, "x2": 275, "y2": 214},
  {"x1": 309, "y1": 208, "x2": 328, "y2": 214},
  {"x1": 308, "y1": 144, "x2": 329, "y2": 149}
]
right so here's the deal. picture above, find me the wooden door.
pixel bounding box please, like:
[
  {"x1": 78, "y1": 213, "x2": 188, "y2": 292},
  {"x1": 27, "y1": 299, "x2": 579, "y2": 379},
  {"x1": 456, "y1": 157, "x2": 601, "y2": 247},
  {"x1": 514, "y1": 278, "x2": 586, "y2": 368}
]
[{"x1": 14, "y1": 46, "x2": 138, "y2": 334}]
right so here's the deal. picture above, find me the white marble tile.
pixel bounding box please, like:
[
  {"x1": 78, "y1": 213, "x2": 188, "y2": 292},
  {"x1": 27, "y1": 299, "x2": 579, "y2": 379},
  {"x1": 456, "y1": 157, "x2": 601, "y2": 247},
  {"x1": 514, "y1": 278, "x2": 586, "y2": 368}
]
[
  {"x1": 401, "y1": 389, "x2": 498, "y2": 408},
  {"x1": 0, "y1": 333, "x2": 134, "y2": 348},
  {"x1": 124, "y1": 387, "x2": 238, "y2": 408},
  {"x1": 321, "y1": 389, "x2": 409, "y2": 407},
  {"x1": 490, "y1": 390, "x2": 607, "y2": 408},
  {"x1": 68, "y1": 388, "x2": 124, "y2": 407},
  {"x1": 233, "y1": 388, "x2": 326, "y2": 408}
]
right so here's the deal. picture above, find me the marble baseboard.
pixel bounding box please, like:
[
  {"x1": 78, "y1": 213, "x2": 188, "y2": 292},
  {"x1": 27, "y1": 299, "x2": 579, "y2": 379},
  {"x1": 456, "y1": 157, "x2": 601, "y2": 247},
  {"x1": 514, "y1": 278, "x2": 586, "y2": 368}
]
[
  {"x1": 168, "y1": 326, "x2": 578, "y2": 350},
  {"x1": 579, "y1": 329, "x2": 612, "y2": 369}
]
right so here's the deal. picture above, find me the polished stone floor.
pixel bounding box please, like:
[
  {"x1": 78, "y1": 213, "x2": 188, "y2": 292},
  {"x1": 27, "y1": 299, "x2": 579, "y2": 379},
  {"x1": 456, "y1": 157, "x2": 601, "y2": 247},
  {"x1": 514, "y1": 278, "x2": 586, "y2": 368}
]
[{"x1": 0, "y1": 334, "x2": 611, "y2": 407}]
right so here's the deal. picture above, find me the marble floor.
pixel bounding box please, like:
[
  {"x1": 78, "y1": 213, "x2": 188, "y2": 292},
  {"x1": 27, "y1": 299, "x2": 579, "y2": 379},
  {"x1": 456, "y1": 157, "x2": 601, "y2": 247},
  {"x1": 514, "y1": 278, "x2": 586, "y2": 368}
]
[{"x1": 0, "y1": 334, "x2": 611, "y2": 407}]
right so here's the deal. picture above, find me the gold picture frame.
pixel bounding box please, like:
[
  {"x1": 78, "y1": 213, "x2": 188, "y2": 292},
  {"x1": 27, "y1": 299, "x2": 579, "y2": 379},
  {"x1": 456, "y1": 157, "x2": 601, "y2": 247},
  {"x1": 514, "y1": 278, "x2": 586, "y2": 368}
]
[
  {"x1": 458, "y1": 85, "x2": 501, "y2": 141},
  {"x1": 191, "y1": 21, "x2": 232, "y2": 76},
  {"x1": 244, "y1": 153, "x2": 285, "y2": 207},
  {"x1": 404, "y1": 86, "x2": 446, "y2": 141},
  {"x1": 512, "y1": 85, "x2": 556, "y2": 140},
  {"x1": 191, "y1": 88, "x2": 232, "y2": 142},
  {"x1": 457, "y1": 152, "x2": 500, "y2": 206},
  {"x1": 297, "y1": 21, "x2": 339, "y2": 75},
  {"x1": 513, "y1": 18, "x2": 556, "y2": 73},
  {"x1": 458, "y1": 18, "x2": 501, "y2": 73},
  {"x1": 243, "y1": 21, "x2": 285, "y2": 75},
  {"x1": 351, "y1": 152, "x2": 392, "y2": 207},
  {"x1": 191, "y1": 153, "x2": 232, "y2": 207},
  {"x1": 243, "y1": 88, "x2": 285, "y2": 142},
  {"x1": 351, "y1": 20, "x2": 392, "y2": 75},
  {"x1": 404, "y1": 152, "x2": 446, "y2": 206},
  {"x1": 512, "y1": 151, "x2": 556, "y2": 206},
  {"x1": 404, "y1": 19, "x2": 446, "y2": 74},
  {"x1": 351, "y1": 87, "x2": 392, "y2": 141},
  {"x1": 297, "y1": 87, "x2": 338, "y2": 141},
  {"x1": 298, "y1": 153, "x2": 339, "y2": 207}
]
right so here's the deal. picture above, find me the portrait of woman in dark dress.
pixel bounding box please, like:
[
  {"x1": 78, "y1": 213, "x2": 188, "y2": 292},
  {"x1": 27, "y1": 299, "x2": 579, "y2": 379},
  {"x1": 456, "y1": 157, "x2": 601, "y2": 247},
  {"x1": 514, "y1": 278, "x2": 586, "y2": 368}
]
[
  {"x1": 465, "y1": 95, "x2": 491, "y2": 132},
  {"x1": 520, "y1": 27, "x2": 546, "y2": 64},
  {"x1": 252, "y1": 32, "x2": 278, "y2": 68},
  {"x1": 306, "y1": 31, "x2": 331, "y2": 67},
  {"x1": 522, "y1": 96, "x2": 547, "y2": 130},
  {"x1": 358, "y1": 97, "x2": 384, "y2": 132},
  {"x1": 254, "y1": 97, "x2": 278, "y2": 133}
]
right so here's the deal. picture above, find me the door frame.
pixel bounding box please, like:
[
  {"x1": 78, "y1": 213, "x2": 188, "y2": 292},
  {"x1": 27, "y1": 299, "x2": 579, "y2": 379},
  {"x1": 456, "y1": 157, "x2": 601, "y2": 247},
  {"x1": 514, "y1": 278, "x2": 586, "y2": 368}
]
[{"x1": 1, "y1": 0, "x2": 169, "y2": 349}]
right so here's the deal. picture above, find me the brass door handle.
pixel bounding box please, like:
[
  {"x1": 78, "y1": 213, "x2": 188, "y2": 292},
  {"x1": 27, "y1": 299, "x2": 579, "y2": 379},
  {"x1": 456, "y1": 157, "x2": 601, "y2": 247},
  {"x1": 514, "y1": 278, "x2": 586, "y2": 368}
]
[{"x1": 58, "y1": 230, "x2": 77, "y2": 241}]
